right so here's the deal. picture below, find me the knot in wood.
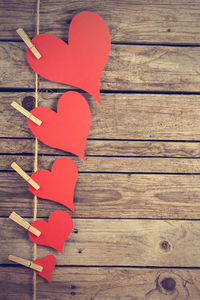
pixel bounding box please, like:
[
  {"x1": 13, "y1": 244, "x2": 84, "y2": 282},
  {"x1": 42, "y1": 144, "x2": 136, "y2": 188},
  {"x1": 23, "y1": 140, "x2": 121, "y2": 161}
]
[
  {"x1": 160, "y1": 240, "x2": 171, "y2": 252},
  {"x1": 161, "y1": 277, "x2": 176, "y2": 291},
  {"x1": 22, "y1": 96, "x2": 35, "y2": 111}
]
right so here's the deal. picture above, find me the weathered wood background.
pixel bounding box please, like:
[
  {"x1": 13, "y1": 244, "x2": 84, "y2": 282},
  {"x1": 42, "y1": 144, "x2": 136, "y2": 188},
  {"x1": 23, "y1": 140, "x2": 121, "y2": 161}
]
[{"x1": 1, "y1": 0, "x2": 200, "y2": 299}]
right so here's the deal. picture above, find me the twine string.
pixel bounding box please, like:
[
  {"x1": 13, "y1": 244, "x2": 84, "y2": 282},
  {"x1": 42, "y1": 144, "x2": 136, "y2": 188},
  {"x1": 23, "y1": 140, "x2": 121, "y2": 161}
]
[{"x1": 33, "y1": 0, "x2": 40, "y2": 299}]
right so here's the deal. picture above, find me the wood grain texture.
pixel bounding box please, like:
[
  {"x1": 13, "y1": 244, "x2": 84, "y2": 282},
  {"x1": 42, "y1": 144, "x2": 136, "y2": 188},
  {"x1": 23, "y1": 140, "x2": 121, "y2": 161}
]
[
  {"x1": 1, "y1": 0, "x2": 200, "y2": 45},
  {"x1": 1, "y1": 0, "x2": 200, "y2": 298},
  {"x1": 2, "y1": 218, "x2": 200, "y2": 267},
  {"x1": 0, "y1": 267, "x2": 200, "y2": 299},
  {"x1": 1, "y1": 172, "x2": 200, "y2": 219},
  {"x1": 2, "y1": 43, "x2": 200, "y2": 91},
  {"x1": 1, "y1": 154, "x2": 200, "y2": 174},
  {"x1": 1, "y1": 92, "x2": 200, "y2": 140},
  {"x1": 2, "y1": 138, "x2": 200, "y2": 157}
]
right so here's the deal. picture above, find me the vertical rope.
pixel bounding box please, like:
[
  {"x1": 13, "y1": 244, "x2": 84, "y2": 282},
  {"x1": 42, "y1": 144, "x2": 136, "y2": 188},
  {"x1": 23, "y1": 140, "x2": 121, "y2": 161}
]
[{"x1": 33, "y1": 0, "x2": 40, "y2": 299}]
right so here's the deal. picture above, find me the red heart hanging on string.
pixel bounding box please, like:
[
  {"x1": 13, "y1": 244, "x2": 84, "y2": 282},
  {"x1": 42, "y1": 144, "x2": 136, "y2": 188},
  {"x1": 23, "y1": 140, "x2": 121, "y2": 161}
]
[
  {"x1": 26, "y1": 11, "x2": 111, "y2": 104},
  {"x1": 34, "y1": 255, "x2": 56, "y2": 282},
  {"x1": 28, "y1": 157, "x2": 78, "y2": 212},
  {"x1": 27, "y1": 91, "x2": 91, "y2": 160},
  {"x1": 29, "y1": 211, "x2": 73, "y2": 253}
]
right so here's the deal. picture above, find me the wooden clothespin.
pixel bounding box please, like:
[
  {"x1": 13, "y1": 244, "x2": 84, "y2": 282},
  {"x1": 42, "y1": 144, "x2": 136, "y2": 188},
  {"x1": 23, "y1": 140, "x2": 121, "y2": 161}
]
[
  {"x1": 9, "y1": 211, "x2": 41, "y2": 237},
  {"x1": 8, "y1": 255, "x2": 43, "y2": 272},
  {"x1": 11, "y1": 162, "x2": 40, "y2": 190},
  {"x1": 16, "y1": 28, "x2": 42, "y2": 59},
  {"x1": 11, "y1": 101, "x2": 42, "y2": 126}
]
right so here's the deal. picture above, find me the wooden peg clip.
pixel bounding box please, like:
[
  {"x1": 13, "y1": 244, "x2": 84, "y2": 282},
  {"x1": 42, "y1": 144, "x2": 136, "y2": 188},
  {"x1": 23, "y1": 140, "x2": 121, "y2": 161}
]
[
  {"x1": 11, "y1": 162, "x2": 40, "y2": 190},
  {"x1": 11, "y1": 101, "x2": 42, "y2": 126},
  {"x1": 8, "y1": 255, "x2": 43, "y2": 272},
  {"x1": 9, "y1": 211, "x2": 41, "y2": 237},
  {"x1": 16, "y1": 28, "x2": 42, "y2": 59}
]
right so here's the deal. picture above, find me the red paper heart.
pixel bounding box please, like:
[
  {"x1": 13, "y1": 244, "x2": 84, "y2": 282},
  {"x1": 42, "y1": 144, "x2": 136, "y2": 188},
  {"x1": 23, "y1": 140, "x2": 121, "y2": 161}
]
[
  {"x1": 26, "y1": 12, "x2": 111, "y2": 104},
  {"x1": 34, "y1": 255, "x2": 56, "y2": 282},
  {"x1": 28, "y1": 157, "x2": 78, "y2": 212},
  {"x1": 27, "y1": 91, "x2": 91, "y2": 160},
  {"x1": 29, "y1": 211, "x2": 73, "y2": 253}
]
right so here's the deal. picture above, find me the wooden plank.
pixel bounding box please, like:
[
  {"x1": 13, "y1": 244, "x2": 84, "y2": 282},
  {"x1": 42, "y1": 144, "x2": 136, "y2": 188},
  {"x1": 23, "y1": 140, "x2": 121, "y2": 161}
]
[
  {"x1": 1, "y1": 172, "x2": 200, "y2": 219},
  {"x1": 2, "y1": 44, "x2": 200, "y2": 91},
  {"x1": 2, "y1": 139, "x2": 200, "y2": 158},
  {"x1": 1, "y1": 92, "x2": 200, "y2": 140},
  {"x1": 0, "y1": 43, "x2": 35, "y2": 88},
  {"x1": 2, "y1": 218, "x2": 200, "y2": 266},
  {"x1": 1, "y1": 154, "x2": 200, "y2": 174},
  {"x1": 0, "y1": 267, "x2": 200, "y2": 299},
  {"x1": 1, "y1": 0, "x2": 200, "y2": 45}
]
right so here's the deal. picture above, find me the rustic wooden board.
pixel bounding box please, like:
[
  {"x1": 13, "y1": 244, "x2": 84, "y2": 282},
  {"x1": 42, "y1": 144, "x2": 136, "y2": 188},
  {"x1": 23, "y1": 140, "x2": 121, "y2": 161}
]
[
  {"x1": 1, "y1": 1, "x2": 200, "y2": 298},
  {"x1": 1, "y1": 92, "x2": 200, "y2": 140},
  {"x1": 2, "y1": 138, "x2": 200, "y2": 158},
  {"x1": 1, "y1": 172, "x2": 200, "y2": 219},
  {"x1": 2, "y1": 44, "x2": 200, "y2": 91},
  {"x1": 1, "y1": 0, "x2": 200, "y2": 45},
  {"x1": 0, "y1": 267, "x2": 200, "y2": 299},
  {"x1": 1, "y1": 154, "x2": 200, "y2": 174},
  {"x1": 2, "y1": 218, "x2": 200, "y2": 266}
]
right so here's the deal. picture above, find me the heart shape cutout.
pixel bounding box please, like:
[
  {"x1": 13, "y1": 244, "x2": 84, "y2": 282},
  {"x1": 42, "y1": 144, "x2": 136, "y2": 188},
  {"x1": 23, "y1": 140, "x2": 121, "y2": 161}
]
[
  {"x1": 34, "y1": 255, "x2": 56, "y2": 282},
  {"x1": 26, "y1": 11, "x2": 111, "y2": 104},
  {"x1": 29, "y1": 157, "x2": 78, "y2": 212},
  {"x1": 27, "y1": 91, "x2": 91, "y2": 160},
  {"x1": 29, "y1": 211, "x2": 73, "y2": 253}
]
